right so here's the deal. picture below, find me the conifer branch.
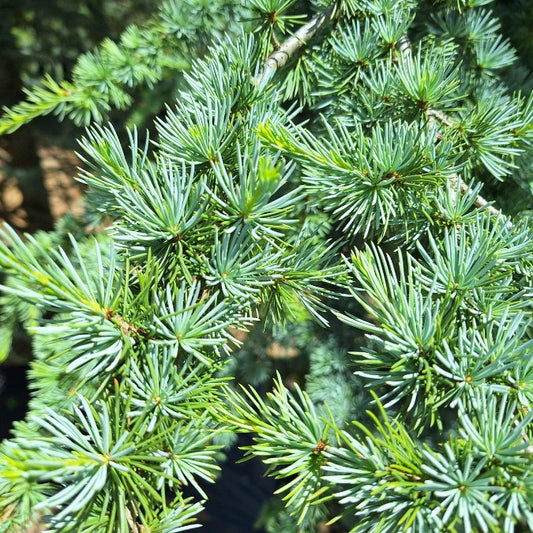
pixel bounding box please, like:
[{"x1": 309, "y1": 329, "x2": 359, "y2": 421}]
[
  {"x1": 426, "y1": 108, "x2": 454, "y2": 128},
  {"x1": 0, "y1": 0, "x2": 243, "y2": 134},
  {"x1": 399, "y1": 35, "x2": 504, "y2": 218},
  {"x1": 1, "y1": 3, "x2": 532, "y2": 531},
  {"x1": 449, "y1": 177, "x2": 500, "y2": 217},
  {"x1": 427, "y1": 108, "x2": 503, "y2": 218},
  {"x1": 256, "y1": 2, "x2": 339, "y2": 85}
]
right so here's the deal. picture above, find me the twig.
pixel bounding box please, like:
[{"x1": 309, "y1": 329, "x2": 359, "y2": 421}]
[
  {"x1": 257, "y1": 15, "x2": 505, "y2": 218},
  {"x1": 449, "y1": 177, "x2": 500, "y2": 217},
  {"x1": 255, "y1": 3, "x2": 339, "y2": 86},
  {"x1": 396, "y1": 33, "x2": 412, "y2": 60},
  {"x1": 398, "y1": 34, "x2": 504, "y2": 218},
  {"x1": 426, "y1": 108, "x2": 455, "y2": 128},
  {"x1": 126, "y1": 504, "x2": 142, "y2": 533},
  {"x1": 430, "y1": 113, "x2": 504, "y2": 217}
]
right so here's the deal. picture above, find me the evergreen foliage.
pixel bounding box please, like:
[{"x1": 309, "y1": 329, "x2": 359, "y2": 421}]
[
  {"x1": 0, "y1": 0, "x2": 532, "y2": 531},
  {"x1": 0, "y1": 0, "x2": 247, "y2": 133}
]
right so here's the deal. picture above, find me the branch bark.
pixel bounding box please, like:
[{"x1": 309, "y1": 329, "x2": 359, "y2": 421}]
[{"x1": 256, "y1": 3, "x2": 339, "y2": 86}]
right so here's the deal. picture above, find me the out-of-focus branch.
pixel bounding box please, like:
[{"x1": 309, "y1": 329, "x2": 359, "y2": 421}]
[{"x1": 426, "y1": 108, "x2": 455, "y2": 128}]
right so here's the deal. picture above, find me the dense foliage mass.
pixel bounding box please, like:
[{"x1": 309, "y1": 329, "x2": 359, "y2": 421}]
[{"x1": 0, "y1": 0, "x2": 532, "y2": 531}]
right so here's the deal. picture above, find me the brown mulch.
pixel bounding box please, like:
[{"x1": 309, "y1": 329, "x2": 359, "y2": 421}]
[{"x1": 0, "y1": 139, "x2": 84, "y2": 231}]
